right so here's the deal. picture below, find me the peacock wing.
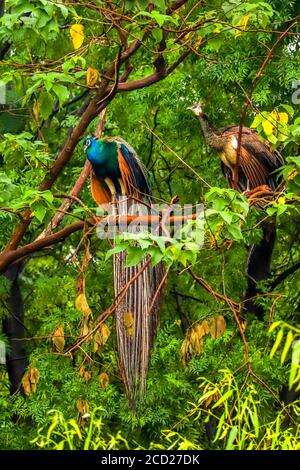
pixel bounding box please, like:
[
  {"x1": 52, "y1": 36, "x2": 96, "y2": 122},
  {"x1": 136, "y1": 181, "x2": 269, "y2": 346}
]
[
  {"x1": 90, "y1": 170, "x2": 111, "y2": 205},
  {"x1": 113, "y1": 138, "x2": 150, "y2": 197}
]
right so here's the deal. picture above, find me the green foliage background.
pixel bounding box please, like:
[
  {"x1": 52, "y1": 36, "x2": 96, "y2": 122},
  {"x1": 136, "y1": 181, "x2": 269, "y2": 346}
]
[{"x1": 0, "y1": 0, "x2": 300, "y2": 450}]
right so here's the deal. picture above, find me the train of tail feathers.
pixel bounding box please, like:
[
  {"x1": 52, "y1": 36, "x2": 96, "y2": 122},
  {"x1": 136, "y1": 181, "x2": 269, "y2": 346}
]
[{"x1": 84, "y1": 106, "x2": 283, "y2": 404}]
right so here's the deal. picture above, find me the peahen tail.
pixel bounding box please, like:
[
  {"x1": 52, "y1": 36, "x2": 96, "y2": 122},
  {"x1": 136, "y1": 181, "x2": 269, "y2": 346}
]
[{"x1": 113, "y1": 195, "x2": 164, "y2": 406}]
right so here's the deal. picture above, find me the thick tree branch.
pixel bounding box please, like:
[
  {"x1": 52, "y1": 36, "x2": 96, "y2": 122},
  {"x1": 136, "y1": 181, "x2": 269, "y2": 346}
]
[
  {"x1": 270, "y1": 260, "x2": 300, "y2": 290},
  {"x1": 117, "y1": 49, "x2": 191, "y2": 92},
  {"x1": 0, "y1": 221, "x2": 88, "y2": 273}
]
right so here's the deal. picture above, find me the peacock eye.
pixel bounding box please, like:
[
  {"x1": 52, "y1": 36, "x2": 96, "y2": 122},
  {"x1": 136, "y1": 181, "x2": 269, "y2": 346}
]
[{"x1": 84, "y1": 139, "x2": 91, "y2": 151}]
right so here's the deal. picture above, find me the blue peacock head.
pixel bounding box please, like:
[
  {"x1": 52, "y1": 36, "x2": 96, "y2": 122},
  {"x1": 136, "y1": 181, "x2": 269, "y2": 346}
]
[{"x1": 83, "y1": 136, "x2": 92, "y2": 152}]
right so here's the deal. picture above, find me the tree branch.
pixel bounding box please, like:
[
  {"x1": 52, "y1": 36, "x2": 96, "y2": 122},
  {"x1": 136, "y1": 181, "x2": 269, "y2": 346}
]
[
  {"x1": 270, "y1": 260, "x2": 300, "y2": 290},
  {"x1": 117, "y1": 49, "x2": 191, "y2": 92},
  {"x1": 0, "y1": 221, "x2": 90, "y2": 274}
]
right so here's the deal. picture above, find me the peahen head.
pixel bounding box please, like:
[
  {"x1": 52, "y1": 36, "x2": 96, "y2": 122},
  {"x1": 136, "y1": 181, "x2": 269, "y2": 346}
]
[{"x1": 188, "y1": 103, "x2": 204, "y2": 117}]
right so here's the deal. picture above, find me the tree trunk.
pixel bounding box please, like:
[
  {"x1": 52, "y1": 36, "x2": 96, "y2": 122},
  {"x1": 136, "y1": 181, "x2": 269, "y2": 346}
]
[
  {"x1": 244, "y1": 220, "x2": 276, "y2": 319},
  {"x1": 3, "y1": 263, "x2": 28, "y2": 395}
]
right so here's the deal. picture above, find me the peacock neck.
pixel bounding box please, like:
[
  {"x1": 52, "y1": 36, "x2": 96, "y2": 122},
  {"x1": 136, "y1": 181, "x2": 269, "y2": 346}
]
[
  {"x1": 87, "y1": 140, "x2": 117, "y2": 167},
  {"x1": 199, "y1": 115, "x2": 224, "y2": 151}
]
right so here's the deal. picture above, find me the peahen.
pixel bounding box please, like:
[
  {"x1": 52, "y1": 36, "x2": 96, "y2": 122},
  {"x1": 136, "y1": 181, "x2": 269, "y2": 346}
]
[
  {"x1": 83, "y1": 136, "x2": 163, "y2": 405},
  {"x1": 189, "y1": 103, "x2": 284, "y2": 194}
]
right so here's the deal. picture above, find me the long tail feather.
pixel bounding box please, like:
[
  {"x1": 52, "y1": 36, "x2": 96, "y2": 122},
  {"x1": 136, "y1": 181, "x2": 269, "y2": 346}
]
[{"x1": 113, "y1": 195, "x2": 164, "y2": 406}]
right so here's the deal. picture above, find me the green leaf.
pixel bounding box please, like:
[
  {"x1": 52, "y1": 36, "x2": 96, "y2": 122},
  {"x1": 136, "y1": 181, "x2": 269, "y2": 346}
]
[
  {"x1": 125, "y1": 247, "x2": 144, "y2": 267},
  {"x1": 31, "y1": 202, "x2": 47, "y2": 222},
  {"x1": 225, "y1": 426, "x2": 238, "y2": 450},
  {"x1": 212, "y1": 389, "x2": 234, "y2": 408},
  {"x1": 226, "y1": 224, "x2": 243, "y2": 241},
  {"x1": 39, "y1": 92, "x2": 54, "y2": 120},
  {"x1": 105, "y1": 244, "x2": 128, "y2": 261},
  {"x1": 280, "y1": 330, "x2": 294, "y2": 364},
  {"x1": 152, "y1": 28, "x2": 163, "y2": 43},
  {"x1": 270, "y1": 328, "x2": 284, "y2": 359},
  {"x1": 52, "y1": 84, "x2": 70, "y2": 106}
]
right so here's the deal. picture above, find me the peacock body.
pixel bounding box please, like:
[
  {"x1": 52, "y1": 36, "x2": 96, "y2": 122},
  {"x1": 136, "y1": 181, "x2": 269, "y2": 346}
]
[{"x1": 84, "y1": 136, "x2": 163, "y2": 405}]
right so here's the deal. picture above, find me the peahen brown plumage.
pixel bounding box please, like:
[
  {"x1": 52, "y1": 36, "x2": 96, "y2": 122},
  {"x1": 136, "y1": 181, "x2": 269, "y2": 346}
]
[{"x1": 189, "y1": 103, "x2": 284, "y2": 194}]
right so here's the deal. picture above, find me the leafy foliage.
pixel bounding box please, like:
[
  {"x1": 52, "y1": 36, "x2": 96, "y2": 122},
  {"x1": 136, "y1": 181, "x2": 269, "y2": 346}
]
[{"x1": 0, "y1": 0, "x2": 300, "y2": 451}]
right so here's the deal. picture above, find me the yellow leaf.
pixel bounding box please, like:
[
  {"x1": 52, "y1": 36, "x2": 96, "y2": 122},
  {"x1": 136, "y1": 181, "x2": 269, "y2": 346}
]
[
  {"x1": 194, "y1": 324, "x2": 205, "y2": 339},
  {"x1": 278, "y1": 196, "x2": 286, "y2": 205},
  {"x1": 86, "y1": 67, "x2": 99, "y2": 87},
  {"x1": 278, "y1": 112, "x2": 289, "y2": 125},
  {"x1": 202, "y1": 320, "x2": 210, "y2": 335},
  {"x1": 70, "y1": 24, "x2": 85, "y2": 50},
  {"x1": 22, "y1": 372, "x2": 31, "y2": 397},
  {"x1": 75, "y1": 293, "x2": 91, "y2": 317},
  {"x1": 98, "y1": 372, "x2": 109, "y2": 389},
  {"x1": 94, "y1": 323, "x2": 110, "y2": 353},
  {"x1": 288, "y1": 168, "x2": 298, "y2": 181},
  {"x1": 84, "y1": 370, "x2": 91, "y2": 383},
  {"x1": 77, "y1": 399, "x2": 89, "y2": 416},
  {"x1": 52, "y1": 326, "x2": 65, "y2": 352},
  {"x1": 22, "y1": 367, "x2": 40, "y2": 396},
  {"x1": 209, "y1": 318, "x2": 217, "y2": 339},
  {"x1": 216, "y1": 315, "x2": 226, "y2": 338},
  {"x1": 33, "y1": 100, "x2": 40, "y2": 118},
  {"x1": 194, "y1": 36, "x2": 203, "y2": 49},
  {"x1": 235, "y1": 15, "x2": 249, "y2": 37},
  {"x1": 262, "y1": 119, "x2": 274, "y2": 136},
  {"x1": 123, "y1": 312, "x2": 134, "y2": 336}
]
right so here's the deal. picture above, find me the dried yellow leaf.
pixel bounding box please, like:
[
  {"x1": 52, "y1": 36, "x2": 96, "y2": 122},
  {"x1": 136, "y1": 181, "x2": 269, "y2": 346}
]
[
  {"x1": 77, "y1": 399, "x2": 89, "y2": 416},
  {"x1": 209, "y1": 318, "x2": 217, "y2": 339},
  {"x1": 70, "y1": 24, "x2": 85, "y2": 50},
  {"x1": 52, "y1": 326, "x2": 65, "y2": 352},
  {"x1": 79, "y1": 365, "x2": 85, "y2": 377},
  {"x1": 288, "y1": 168, "x2": 298, "y2": 181},
  {"x1": 84, "y1": 370, "x2": 91, "y2": 383},
  {"x1": 22, "y1": 373, "x2": 31, "y2": 397},
  {"x1": 94, "y1": 323, "x2": 110, "y2": 354},
  {"x1": 124, "y1": 312, "x2": 134, "y2": 336},
  {"x1": 98, "y1": 372, "x2": 109, "y2": 389},
  {"x1": 33, "y1": 100, "x2": 40, "y2": 118},
  {"x1": 202, "y1": 320, "x2": 210, "y2": 335},
  {"x1": 195, "y1": 324, "x2": 205, "y2": 339},
  {"x1": 194, "y1": 36, "x2": 203, "y2": 49},
  {"x1": 86, "y1": 67, "x2": 99, "y2": 87},
  {"x1": 75, "y1": 293, "x2": 91, "y2": 317},
  {"x1": 216, "y1": 315, "x2": 226, "y2": 338},
  {"x1": 22, "y1": 367, "x2": 40, "y2": 396}
]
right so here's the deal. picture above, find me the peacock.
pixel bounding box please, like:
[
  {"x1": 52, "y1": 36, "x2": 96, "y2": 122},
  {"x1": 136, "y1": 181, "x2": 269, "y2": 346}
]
[
  {"x1": 83, "y1": 136, "x2": 163, "y2": 405},
  {"x1": 189, "y1": 103, "x2": 284, "y2": 194}
]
